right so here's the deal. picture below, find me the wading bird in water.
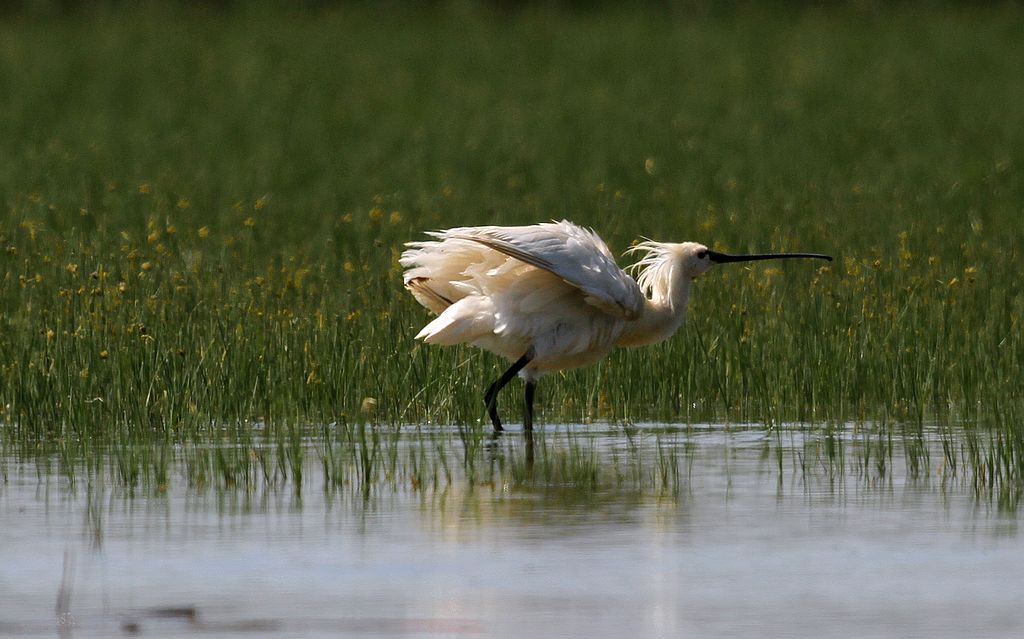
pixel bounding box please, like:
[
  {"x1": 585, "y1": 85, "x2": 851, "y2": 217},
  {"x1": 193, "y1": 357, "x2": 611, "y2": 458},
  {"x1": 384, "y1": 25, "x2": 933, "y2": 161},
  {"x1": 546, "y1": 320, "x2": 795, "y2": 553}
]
[{"x1": 401, "y1": 220, "x2": 831, "y2": 433}]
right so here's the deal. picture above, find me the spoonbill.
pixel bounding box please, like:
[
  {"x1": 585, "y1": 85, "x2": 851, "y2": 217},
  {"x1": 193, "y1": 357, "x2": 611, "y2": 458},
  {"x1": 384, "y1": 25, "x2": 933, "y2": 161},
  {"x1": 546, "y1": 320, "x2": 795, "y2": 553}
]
[{"x1": 401, "y1": 220, "x2": 831, "y2": 432}]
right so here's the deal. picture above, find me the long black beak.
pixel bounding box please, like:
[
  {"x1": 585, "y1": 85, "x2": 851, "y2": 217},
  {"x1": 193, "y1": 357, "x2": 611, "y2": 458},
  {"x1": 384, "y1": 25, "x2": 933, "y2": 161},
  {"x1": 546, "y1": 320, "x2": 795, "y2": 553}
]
[{"x1": 707, "y1": 250, "x2": 833, "y2": 264}]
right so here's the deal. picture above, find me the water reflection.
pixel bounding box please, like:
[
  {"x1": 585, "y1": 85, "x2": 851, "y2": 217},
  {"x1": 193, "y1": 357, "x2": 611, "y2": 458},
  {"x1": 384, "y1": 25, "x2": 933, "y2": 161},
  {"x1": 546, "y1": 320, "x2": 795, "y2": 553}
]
[{"x1": 2, "y1": 424, "x2": 1023, "y2": 637}]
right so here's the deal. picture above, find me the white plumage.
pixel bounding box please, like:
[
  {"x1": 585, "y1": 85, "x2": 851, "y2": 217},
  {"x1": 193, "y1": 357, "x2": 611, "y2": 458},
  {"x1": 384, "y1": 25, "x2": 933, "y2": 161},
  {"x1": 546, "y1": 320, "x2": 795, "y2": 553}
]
[{"x1": 401, "y1": 219, "x2": 830, "y2": 432}]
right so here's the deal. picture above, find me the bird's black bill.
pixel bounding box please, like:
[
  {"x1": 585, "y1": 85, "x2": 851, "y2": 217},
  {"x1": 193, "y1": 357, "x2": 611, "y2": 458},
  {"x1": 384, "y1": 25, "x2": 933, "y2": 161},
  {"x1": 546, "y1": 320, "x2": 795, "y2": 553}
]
[{"x1": 707, "y1": 250, "x2": 833, "y2": 264}]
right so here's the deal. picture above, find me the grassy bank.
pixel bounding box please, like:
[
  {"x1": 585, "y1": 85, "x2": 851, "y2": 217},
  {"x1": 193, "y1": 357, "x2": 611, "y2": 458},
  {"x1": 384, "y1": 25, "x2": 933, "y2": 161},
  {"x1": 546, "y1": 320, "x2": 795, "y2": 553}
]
[{"x1": 1, "y1": 4, "x2": 1022, "y2": 447}]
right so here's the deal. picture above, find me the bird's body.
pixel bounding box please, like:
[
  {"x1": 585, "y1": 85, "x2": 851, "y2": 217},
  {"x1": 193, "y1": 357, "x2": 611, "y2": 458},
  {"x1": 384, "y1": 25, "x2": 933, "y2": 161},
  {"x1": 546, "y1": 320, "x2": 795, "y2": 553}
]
[
  {"x1": 401, "y1": 220, "x2": 830, "y2": 432},
  {"x1": 405, "y1": 222, "x2": 643, "y2": 373}
]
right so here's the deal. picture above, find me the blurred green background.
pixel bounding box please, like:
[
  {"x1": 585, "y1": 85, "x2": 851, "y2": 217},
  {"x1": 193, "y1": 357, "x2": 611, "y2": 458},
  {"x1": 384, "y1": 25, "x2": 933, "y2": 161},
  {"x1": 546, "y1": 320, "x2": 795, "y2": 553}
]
[{"x1": 0, "y1": 1, "x2": 1022, "y2": 442}]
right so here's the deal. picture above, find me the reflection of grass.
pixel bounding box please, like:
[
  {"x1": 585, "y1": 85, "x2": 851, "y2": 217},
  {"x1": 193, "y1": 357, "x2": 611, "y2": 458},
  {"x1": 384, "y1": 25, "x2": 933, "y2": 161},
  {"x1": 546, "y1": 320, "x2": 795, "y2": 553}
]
[
  {"x1": 11, "y1": 424, "x2": 1022, "y2": 514},
  {"x1": 1, "y1": 5, "x2": 1023, "y2": 491}
]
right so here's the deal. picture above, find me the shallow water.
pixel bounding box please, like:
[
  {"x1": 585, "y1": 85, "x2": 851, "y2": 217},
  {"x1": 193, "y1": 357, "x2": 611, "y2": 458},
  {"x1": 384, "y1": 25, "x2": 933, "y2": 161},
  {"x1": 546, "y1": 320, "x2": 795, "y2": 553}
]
[{"x1": 2, "y1": 424, "x2": 1022, "y2": 638}]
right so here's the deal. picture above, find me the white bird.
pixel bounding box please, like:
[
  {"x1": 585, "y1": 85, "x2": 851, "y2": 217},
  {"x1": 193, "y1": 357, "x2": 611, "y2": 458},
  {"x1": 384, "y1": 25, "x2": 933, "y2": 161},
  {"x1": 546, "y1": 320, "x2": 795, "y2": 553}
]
[{"x1": 401, "y1": 220, "x2": 831, "y2": 432}]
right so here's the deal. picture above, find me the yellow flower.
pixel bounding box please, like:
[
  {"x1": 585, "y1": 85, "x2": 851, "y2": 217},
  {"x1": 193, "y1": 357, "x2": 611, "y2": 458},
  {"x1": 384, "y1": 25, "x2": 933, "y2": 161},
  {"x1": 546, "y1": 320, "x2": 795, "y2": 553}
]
[
  {"x1": 66, "y1": 263, "x2": 78, "y2": 275},
  {"x1": 244, "y1": 216, "x2": 256, "y2": 228},
  {"x1": 20, "y1": 219, "x2": 39, "y2": 241},
  {"x1": 844, "y1": 256, "x2": 861, "y2": 277},
  {"x1": 644, "y1": 157, "x2": 656, "y2": 175},
  {"x1": 99, "y1": 350, "x2": 109, "y2": 360},
  {"x1": 368, "y1": 206, "x2": 384, "y2": 221},
  {"x1": 198, "y1": 226, "x2": 210, "y2": 238},
  {"x1": 389, "y1": 211, "x2": 402, "y2": 224},
  {"x1": 141, "y1": 261, "x2": 153, "y2": 271},
  {"x1": 137, "y1": 182, "x2": 152, "y2": 194}
]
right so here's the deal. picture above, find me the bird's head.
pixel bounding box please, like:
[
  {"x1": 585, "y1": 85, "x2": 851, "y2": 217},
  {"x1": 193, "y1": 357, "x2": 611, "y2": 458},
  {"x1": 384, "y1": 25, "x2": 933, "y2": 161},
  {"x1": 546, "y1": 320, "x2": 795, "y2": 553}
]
[
  {"x1": 627, "y1": 240, "x2": 833, "y2": 304},
  {"x1": 626, "y1": 241, "x2": 711, "y2": 306},
  {"x1": 677, "y1": 242, "x2": 715, "y2": 280},
  {"x1": 677, "y1": 242, "x2": 836, "y2": 279}
]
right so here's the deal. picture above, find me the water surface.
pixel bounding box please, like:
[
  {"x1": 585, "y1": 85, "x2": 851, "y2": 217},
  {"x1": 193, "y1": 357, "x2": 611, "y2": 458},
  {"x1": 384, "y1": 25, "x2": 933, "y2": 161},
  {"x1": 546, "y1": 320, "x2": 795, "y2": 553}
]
[{"x1": 2, "y1": 424, "x2": 1021, "y2": 638}]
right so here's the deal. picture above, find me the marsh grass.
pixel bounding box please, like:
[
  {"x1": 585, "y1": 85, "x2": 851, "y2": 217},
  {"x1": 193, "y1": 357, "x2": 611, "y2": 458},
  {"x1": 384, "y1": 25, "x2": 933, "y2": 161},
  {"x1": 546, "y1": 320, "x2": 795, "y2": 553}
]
[{"x1": 1, "y1": 4, "x2": 1023, "y2": 499}]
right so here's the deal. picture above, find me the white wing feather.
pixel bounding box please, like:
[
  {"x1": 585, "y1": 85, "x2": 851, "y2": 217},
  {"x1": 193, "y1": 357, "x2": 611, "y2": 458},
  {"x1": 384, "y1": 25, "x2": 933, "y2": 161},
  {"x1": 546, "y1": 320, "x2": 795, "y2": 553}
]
[{"x1": 446, "y1": 220, "x2": 643, "y2": 319}]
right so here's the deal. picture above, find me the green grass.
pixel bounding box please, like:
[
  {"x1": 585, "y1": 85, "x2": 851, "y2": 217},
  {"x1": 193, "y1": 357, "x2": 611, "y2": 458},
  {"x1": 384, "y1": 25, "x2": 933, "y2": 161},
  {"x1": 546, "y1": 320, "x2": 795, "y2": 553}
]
[{"x1": 0, "y1": 2, "x2": 1022, "y2": 469}]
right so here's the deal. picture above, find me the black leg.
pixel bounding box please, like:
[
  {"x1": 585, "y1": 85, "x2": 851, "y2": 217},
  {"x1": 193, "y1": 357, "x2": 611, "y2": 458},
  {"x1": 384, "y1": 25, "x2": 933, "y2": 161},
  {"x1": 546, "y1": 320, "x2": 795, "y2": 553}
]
[
  {"x1": 484, "y1": 352, "x2": 532, "y2": 433},
  {"x1": 523, "y1": 379, "x2": 536, "y2": 432}
]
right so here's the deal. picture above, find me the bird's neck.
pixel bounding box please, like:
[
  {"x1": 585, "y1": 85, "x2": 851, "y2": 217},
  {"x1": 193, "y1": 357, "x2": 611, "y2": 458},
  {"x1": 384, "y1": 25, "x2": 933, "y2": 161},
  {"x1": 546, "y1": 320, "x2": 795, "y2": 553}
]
[{"x1": 616, "y1": 278, "x2": 692, "y2": 347}]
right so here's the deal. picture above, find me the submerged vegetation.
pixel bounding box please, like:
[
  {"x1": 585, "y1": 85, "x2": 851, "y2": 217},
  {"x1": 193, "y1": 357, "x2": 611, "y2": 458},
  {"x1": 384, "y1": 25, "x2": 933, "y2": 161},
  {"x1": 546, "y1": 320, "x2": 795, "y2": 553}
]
[{"x1": 0, "y1": 4, "x2": 1023, "y2": 500}]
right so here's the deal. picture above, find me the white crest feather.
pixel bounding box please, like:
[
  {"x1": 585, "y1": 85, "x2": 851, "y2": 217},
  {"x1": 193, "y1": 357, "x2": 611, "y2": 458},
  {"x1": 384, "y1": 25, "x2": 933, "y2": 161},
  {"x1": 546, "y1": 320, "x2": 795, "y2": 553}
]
[{"x1": 625, "y1": 241, "x2": 678, "y2": 310}]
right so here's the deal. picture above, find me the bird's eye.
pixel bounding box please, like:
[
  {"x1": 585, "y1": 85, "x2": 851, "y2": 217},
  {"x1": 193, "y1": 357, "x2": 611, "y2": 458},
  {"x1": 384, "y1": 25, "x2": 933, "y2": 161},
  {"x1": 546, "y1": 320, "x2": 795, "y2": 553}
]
[{"x1": 697, "y1": 251, "x2": 708, "y2": 259}]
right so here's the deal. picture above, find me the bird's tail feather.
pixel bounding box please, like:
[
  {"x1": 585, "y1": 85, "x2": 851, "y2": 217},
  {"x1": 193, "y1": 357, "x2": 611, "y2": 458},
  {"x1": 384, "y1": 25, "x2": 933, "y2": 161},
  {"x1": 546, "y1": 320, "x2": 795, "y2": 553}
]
[
  {"x1": 414, "y1": 298, "x2": 492, "y2": 345},
  {"x1": 405, "y1": 277, "x2": 453, "y2": 314}
]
